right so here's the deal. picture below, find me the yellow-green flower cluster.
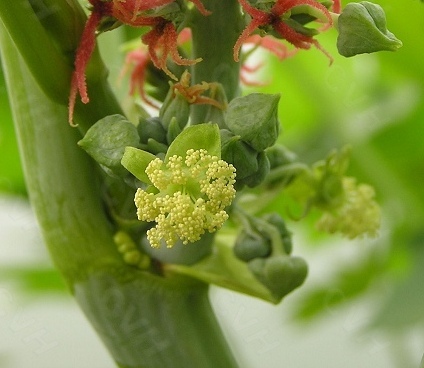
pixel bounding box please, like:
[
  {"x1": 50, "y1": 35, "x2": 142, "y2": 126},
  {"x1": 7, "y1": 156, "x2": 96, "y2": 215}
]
[
  {"x1": 316, "y1": 177, "x2": 381, "y2": 239},
  {"x1": 135, "y1": 149, "x2": 236, "y2": 248}
]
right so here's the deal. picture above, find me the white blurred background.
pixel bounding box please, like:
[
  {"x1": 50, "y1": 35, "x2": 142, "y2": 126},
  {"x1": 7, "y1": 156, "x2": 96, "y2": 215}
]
[{"x1": 1, "y1": 195, "x2": 422, "y2": 368}]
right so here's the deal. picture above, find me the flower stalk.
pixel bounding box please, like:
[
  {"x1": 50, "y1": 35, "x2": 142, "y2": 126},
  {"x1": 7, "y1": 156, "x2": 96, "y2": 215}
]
[{"x1": 190, "y1": 0, "x2": 244, "y2": 123}]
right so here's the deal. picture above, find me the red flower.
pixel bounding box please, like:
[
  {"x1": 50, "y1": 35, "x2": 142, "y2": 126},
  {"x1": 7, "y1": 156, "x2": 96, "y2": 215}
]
[
  {"x1": 142, "y1": 18, "x2": 201, "y2": 81},
  {"x1": 120, "y1": 29, "x2": 193, "y2": 108},
  {"x1": 234, "y1": 0, "x2": 333, "y2": 63},
  {"x1": 68, "y1": 0, "x2": 209, "y2": 124}
]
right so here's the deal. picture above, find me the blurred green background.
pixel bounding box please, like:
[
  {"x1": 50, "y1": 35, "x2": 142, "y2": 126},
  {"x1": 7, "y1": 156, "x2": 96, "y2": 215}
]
[{"x1": 1, "y1": 1, "x2": 423, "y2": 367}]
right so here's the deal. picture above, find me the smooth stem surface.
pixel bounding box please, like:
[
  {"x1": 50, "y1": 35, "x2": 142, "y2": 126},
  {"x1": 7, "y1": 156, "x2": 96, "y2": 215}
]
[
  {"x1": 190, "y1": 0, "x2": 244, "y2": 124},
  {"x1": 76, "y1": 272, "x2": 239, "y2": 368}
]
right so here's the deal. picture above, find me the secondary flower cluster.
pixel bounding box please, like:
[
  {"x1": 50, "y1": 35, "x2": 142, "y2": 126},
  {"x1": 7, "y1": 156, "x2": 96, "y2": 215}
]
[
  {"x1": 135, "y1": 149, "x2": 236, "y2": 248},
  {"x1": 316, "y1": 177, "x2": 381, "y2": 239}
]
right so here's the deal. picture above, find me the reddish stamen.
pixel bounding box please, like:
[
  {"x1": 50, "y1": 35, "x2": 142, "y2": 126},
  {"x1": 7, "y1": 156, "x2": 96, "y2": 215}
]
[{"x1": 68, "y1": 8, "x2": 104, "y2": 125}]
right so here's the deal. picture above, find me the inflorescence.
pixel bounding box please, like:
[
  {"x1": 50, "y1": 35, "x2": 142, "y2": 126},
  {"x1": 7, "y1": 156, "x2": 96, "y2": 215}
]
[
  {"x1": 135, "y1": 149, "x2": 236, "y2": 248},
  {"x1": 317, "y1": 177, "x2": 381, "y2": 239}
]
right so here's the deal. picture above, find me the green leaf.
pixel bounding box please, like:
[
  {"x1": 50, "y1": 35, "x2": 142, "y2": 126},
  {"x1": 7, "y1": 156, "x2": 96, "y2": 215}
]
[
  {"x1": 78, "y1": 114, "x2": 139, "y2": 176},
  {"x1": 337, "y1": 1, "x2": 402, "y2": 57},
  {"x1": 165, "y1": 123, "x2": 221, "y2": 160},
  {"x1": 121, "y1": 147, "x2": 156, "y2": 183},
  {"x1": 225, "y1": 93, "x2": 281, "y2": 152}
]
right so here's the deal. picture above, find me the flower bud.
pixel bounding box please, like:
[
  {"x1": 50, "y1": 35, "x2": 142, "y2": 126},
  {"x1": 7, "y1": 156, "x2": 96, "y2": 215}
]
[
  {"x1": 114, "y1": 231, "x2": 150, "y2": 269},
  {"x1": 262, "y1": 213, "x2": 293, "y2": 254},
  {"x1": 233, "y1": 231, "x2": 271, "y2": 262},
  {"x1": 241, "y1": 151, "x2": 270, "y2": 188},
  {"x1": 225, "y1": 93, "x2": 280, "y2": 152},
  {"x1": 248, "y1": 255, "x2": 308, "y2": 300},
  {"x1": 202, "y1": 84, "x2": 228, "y2": 129},
  {"x1": 266, "y1": 145, "x2": 297, "y2": 169},
  {"x1": 138, "y1": 117, "x2": 167, "y2": 145},
  {"x1": 159, "y1": 87, "x2": 190, "y2": 138},
  {"x1": 337, "y1": 1, "x2": 402, "y2": 57},
  {"x1": 220, "y1": 129, "x2": 259, "y2": 181}
]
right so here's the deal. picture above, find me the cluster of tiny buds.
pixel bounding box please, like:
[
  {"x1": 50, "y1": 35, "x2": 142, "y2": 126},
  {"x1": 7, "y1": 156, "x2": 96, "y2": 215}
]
[
  {"x1": 135, "y1": 149, "x2": 236, "y2": 248},
  {"x1": 316, "y1": 177, "x2": 381, "y2": 239}
]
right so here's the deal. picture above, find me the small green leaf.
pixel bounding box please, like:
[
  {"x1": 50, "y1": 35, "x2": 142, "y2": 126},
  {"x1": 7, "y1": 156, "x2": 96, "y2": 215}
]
[
  {"x1": 121, "y1": 147, "x2": 156, "y2": 183},
  {"x1": 78, "y1": 114, "x2": 139, "y2": 176},
  {"x1": 337, "y1": 1, "x2": 402, "y2": 57},
  {"x1": 165, "y1": 123, "x2": 221, "y2": 160},
  {"x1": 225, "y1": 93, "x2": 281, "y2": 152}
]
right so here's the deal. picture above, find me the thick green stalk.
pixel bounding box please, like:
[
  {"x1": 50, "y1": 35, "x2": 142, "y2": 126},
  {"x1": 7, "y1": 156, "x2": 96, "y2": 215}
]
[
  {"x1": 0, "y1": 0, "x2": 123, "y2": 132},
  {"x1": 0, "y1": 0, "x2": 73, "y2": 104},
  {"x1": 0, "y1": 8, "x2": 238, "y2": 368},
  {"x1": 190, "y1": 0, "x2": 244, "y2": 124},
  {"x1": 75, "y1": 272, "x2": 238, "y2": 368}
]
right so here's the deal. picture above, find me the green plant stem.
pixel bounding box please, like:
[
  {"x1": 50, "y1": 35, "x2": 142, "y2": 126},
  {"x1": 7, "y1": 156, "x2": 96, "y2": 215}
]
[
  {"x1": 0, "y1": 7, "x2": 238, "y2": 368},
  {"x1": 76, "y1": 272, "x2": 238, "y2": 368},
  {"x1": 0, "y1": 0, "x2": 123, "y2": 133},
  {"x1": 0, "y1": 0, "x2": 73, "y2": 103},
  {"x1": 189, "y1": 0, "x2": 243, "y2": 124}
]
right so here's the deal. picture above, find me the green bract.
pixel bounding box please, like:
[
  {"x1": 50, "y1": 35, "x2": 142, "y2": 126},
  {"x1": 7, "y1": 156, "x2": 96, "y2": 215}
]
[
  {"x1": 121, "y1": 124, "x2": 222, "y2": 184},
  {"x1": 78, "y1": 114, "x2": 139, "y2": 177},
  {"x1": 121, "y1": 147, "x2": 156, "y2": 184},
  {"x1": 165, "y1": 123, "x2": 221, "y2": 160},
  {"x1": 225, "y1": 93, "x2": 280, "y2": 152},
  {"x1": 241, "y1": 151, "x2": 270, "y2": 188},
  {"x1": 159, "y1": 89, "x2": 190, "y2": 143},
  {"x1": 337, "y1": 1, "x2": 402, "y2": 57},
  {"x1": 220, "y1": 129, "x2": 258, "y2": 180}
]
